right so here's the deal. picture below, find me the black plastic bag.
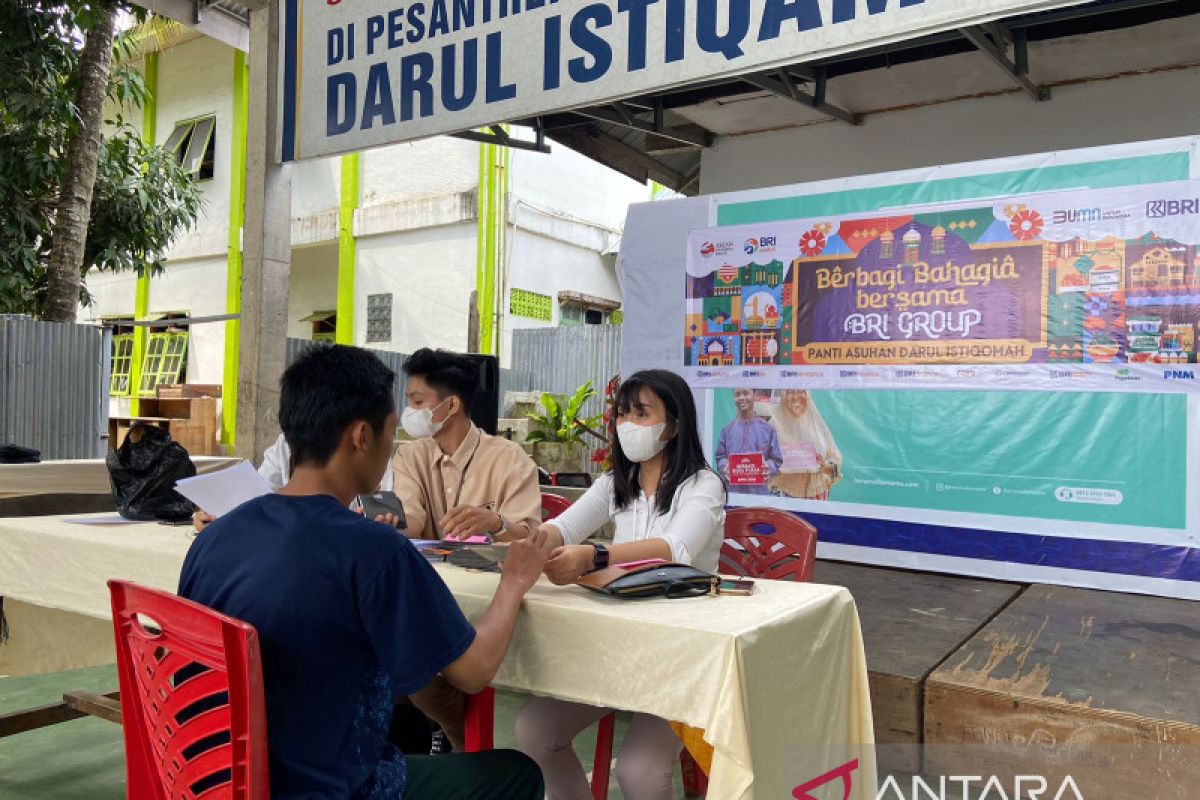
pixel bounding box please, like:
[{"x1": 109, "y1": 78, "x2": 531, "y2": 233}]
[{"x1": 106, "y1": 424, "x2": 197, "y2": 522}]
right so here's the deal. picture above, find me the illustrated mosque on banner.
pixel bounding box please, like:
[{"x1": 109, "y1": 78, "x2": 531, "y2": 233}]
[{"x1": 685, "y1": 204, "x2": 1200, "y2": 367}]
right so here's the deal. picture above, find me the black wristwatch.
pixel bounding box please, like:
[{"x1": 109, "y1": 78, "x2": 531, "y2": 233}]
[{"x1": 591, "y1": 542, "x2": 610, "y2": 571}]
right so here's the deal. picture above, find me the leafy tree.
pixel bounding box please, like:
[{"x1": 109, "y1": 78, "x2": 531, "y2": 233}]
[{"x1": 0, "y1": 2, "x2": 202, "y2": 319}]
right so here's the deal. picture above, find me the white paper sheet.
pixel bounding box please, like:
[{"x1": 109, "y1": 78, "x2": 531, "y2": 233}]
[{"x1": 174, "y1": 460, "x2": 270, "y2": 516}]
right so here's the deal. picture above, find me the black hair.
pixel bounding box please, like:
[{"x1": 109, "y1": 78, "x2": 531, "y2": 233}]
[
  {"x1": 402, "y1": 348, "x2": 478, "y2": 412},
  {"x1": 279, "y1": 344, "x2": 396, "y2": 468},
  {"x1": 609, "y1": 369, "x2": 723, "y2": 515}
]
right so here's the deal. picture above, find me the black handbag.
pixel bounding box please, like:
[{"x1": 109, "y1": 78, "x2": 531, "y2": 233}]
[{"x1": 576, "y1": 562, "x2": 718, "y2": 599}]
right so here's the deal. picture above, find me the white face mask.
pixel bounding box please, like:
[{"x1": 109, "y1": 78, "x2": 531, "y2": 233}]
[
  {"x1": 401, "y1": 397, "x2": 451, "y2": 439},
  {"x1": 616, "y1": 421, "x2": 669, "y2": 463}
]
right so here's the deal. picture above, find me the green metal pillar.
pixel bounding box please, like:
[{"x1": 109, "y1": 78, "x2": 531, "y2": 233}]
[
  {"x1": 336, "y1": 153, "x2": 360, "y2": 345},
  {"x1": 221, "y1": 49, "x2": 249, "y2": 446}
]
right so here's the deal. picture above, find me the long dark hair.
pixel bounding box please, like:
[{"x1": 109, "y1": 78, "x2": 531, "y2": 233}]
[{"x1": 609, "y1": 370, "x2": 721, "y2": 515}]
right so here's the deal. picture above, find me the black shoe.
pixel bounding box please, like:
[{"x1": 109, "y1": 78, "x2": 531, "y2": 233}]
[{"x1": 429, "y1": 728, "x2": 453, "y2": 755}]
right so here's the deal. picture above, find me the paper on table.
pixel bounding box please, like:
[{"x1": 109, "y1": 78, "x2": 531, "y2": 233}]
[
  {"x1": 174, "y1": 460, "x2": 271, "y2": 517},
  {"x1": 64, "y1": 514, "x2": 143, "y2": 526}
]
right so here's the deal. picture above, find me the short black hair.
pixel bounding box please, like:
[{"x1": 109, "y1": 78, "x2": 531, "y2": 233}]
[
  {"x1": 403, "y1": 348, "x2": 478, "y2": 411},
  {"x1": 279, "y1": 344, "x2": 396, "y2": 468}
]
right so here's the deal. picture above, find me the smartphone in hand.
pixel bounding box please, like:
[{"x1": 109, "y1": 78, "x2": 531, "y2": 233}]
[{"x1": 358, "y1": 491, "x2": 406, "y2": 529}]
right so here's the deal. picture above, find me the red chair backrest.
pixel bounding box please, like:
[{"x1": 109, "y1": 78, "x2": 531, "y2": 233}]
[
  {"x1": 720, "y1": 508, "x2": 818, "y2": 583},
  {"x1": 541, "y1": 493, "x2": 572, "y2": 521},
  {"x1": 109, "y1": 579, "x2": 269, "y2": 800}
]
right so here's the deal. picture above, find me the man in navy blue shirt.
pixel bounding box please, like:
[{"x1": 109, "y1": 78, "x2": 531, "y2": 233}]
[{"x1": 179, "y1": 344, "x2": 545, "y2": 799}]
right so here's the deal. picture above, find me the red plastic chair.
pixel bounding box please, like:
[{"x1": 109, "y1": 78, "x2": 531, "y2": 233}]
[
  {"x1": 675, "y1": 508, "x2": 819, "y2": 797},
  {"x1": 720, "y1": 507, "x2": 818, "y2": 583},
  {"x1": 541, "y1": 492, "x2": 573, "y2": 521},
  {"x1": 108, "y1": 579, "x2": 269, "y2": 800}
]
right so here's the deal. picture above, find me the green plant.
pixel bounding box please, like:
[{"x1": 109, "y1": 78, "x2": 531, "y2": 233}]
[{"x1": 525, "y1": 382, "x2": 604, "y2": 446}]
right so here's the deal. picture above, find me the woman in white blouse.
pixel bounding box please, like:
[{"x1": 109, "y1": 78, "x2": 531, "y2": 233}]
[{"x1": 515, "y1": 369, "x2": 726, "y2": 800}]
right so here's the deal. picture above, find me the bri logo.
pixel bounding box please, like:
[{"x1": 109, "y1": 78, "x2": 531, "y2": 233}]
[
  {"x1": 1164, "y1": 369, "x2": 1196, "y2": 380},
  {"x1": 1147, "y1": 198, "x2": 1200, "y2": 218},
  {"x1": 744, "y1": 236, "x2": 778, "y2": 255}
]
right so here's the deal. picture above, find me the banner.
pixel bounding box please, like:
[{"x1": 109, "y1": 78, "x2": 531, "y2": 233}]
[
  {"x1": 711, "y1": 388, "x2": 1187, "y2": 530},
  {"x1": 278, "y1": 0, "x2": 1087, "y2": 161},
  {"x1": 684, "y1": 182, "x2": 1200, "y2": 393},
  {"x1": 620, "y1": 138, "x2": 1200, "y2": 598}
]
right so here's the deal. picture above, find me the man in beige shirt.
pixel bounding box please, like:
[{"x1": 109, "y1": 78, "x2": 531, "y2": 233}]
[{"x1": 390, "y1": 348, "x2": 543, "y2": 751}]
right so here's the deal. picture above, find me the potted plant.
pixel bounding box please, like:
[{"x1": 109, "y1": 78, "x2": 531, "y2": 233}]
[{"x1": 524, "y1": 382, "x2": 605, "y2": 475}]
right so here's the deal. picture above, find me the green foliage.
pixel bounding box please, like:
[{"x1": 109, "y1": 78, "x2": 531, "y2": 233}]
[
  {"x1": 0, "y1": 3, "x2": 202, "y2": 316},
  {"x1": 525, "y1": 382, "x2": 604, "y2": 446}
]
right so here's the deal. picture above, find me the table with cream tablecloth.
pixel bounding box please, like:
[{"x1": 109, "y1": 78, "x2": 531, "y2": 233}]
[{"x1": 0, "y1": 513, "x2": 876, "y2": 799}]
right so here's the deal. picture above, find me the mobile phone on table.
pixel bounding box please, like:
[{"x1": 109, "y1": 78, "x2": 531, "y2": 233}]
[
  {"x1": 358, "y1": 491, "x2": 406, "y2": 529},
  {"x1": 717, "y1": 578, "x2": 755, "y2": 596}
]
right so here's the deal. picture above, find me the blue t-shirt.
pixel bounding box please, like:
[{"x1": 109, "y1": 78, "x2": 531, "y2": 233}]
[{"x1": 178, "y1": 494, "x2": 475, "y2": 799}]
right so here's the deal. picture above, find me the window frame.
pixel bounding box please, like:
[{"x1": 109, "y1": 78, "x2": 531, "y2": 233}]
[
  {"x1": 137, "y1": 331, "x2": 189, "y2": 398},
  {"x1": 164, "y1": 115, "x2": 217, "y2": 181}
]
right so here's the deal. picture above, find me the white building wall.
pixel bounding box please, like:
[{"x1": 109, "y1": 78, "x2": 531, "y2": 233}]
[
  {"x1": 81, "y1": 31, "x2": 648, "y2": 388},
  {"x1": 287, "y1": 245, "x2": 339, "y2": 340},
  {"x1": 511, "y1": 141, "x2": 649, "y2": 231},
  {"x1": 154, "y1": 35, "x2": 234, "y2": 261},
  {"x1": 699, "y1": 66, "x2": 1200, "y2": 194},
  {"x1": 362, "y1": 138, "x2": 480, "y2": 204},
  {"x1": 355, "y1": 224, "x2": 478, "y2": 355},
  {"x1": 292, "y1": 158, "x2": 341, "y2": 218}
]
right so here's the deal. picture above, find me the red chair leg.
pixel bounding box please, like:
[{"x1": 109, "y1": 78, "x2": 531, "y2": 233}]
[
  {"x1": 463, "y1": 687, "x2": 495, "y2": 752},
  {"x1": 680, "y1": 748, "x2": 708, "y2": 797},
  {"x1": 591, "y1": 711, "x2": 617, "y2": 800}
]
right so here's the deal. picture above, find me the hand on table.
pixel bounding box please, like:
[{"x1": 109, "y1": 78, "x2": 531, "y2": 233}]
[
  {"x1": 498, "y1": 526, "x2": 549, "y2": 594},
  {"x1": 544, "y1": 544, "x2": 596, "y2": 586},
  {"x1": 441, "y1": 505, "x2": 501, "y2": 540}
]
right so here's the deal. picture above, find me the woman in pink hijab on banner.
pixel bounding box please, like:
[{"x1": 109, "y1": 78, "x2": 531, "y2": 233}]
[{"x1": 769, "y1": 389, "x2": 842, "y2": 500}]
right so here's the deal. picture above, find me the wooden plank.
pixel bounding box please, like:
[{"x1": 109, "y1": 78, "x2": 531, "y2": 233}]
[
  {"x1": 925, "y1": 584, "x2": 1200, "y2": 797},
  {"x1": 814, "y1": 560, "x2": 1021, "y2": 774},
  {"x1": 63, "y1": 690, "x2": 122, "y2": 724},
  {"x1": 0, "y1": 690, "x2": 119, "y2": 738}
]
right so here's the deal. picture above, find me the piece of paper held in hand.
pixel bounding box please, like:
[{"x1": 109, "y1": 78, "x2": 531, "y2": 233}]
[{"x1": 174, "y1": 461, "x2": 271, "y2": 517}]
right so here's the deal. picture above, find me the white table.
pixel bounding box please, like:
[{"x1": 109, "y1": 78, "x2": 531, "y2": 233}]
[{"x1": 0, "y1": 514, "x2": 877, "y2": 799}]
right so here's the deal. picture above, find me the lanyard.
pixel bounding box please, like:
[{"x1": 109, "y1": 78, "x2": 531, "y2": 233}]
[{"x1": 449, "y1": 433, "x2": 484, "y2": 510}]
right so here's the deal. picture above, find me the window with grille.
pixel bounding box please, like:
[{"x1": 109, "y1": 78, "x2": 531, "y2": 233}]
[
  {"x1": 559, "y1": 303, "x2": 583, "y2": 326},
  {"x1": 138, "y1": 332, "x2": 189, "y2": 397},
  {"x1": 509, "y1": 289, "x2": 552, "y2": 321},
  {"x1": 367, "y1": 294, "x2": 392, "y2": 343},
  {"x1": 163, "y1": 115, "x2": 216, "y2": 180},
  {"x1": 109, "y1": 334, "x2": 135, "y2": 396}
]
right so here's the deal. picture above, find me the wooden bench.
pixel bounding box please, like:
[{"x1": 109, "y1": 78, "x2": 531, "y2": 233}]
[{"x1": 925, "y1": 584, "x2": 1200, "y2": 797}]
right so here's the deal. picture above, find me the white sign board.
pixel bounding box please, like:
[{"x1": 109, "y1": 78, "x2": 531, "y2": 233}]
[{"x1": 279, "y1": 0, "x2": 1086, "y2": 162}]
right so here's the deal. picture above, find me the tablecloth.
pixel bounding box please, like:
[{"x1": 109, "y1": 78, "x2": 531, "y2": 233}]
[{"x1": 0, "y1": 514, "x2": 876, "y2": 798}]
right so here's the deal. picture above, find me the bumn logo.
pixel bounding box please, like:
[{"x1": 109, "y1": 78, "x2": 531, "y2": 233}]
[{"x1": 1052, "y1": 208, "x2": 1101, "y2": 224}]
